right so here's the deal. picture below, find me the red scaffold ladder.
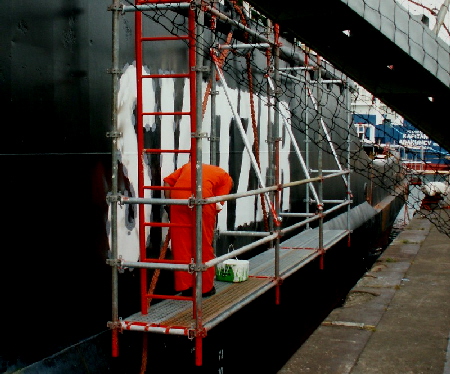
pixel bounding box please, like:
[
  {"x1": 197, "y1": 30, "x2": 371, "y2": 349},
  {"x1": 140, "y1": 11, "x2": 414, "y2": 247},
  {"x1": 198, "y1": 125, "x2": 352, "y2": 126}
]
[
  {"x1": 134, "y1": 0, "x2": 197, "y2": 314},
  {"x1": 112, "y1": 0, "x2": 207, "y2": 365}
]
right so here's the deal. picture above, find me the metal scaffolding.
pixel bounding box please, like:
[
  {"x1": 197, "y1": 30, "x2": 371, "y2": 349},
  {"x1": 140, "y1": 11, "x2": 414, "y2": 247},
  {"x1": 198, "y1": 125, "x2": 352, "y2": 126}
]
[{"x1": 107, "y1": 0, "x2": 352, "y2": 366}]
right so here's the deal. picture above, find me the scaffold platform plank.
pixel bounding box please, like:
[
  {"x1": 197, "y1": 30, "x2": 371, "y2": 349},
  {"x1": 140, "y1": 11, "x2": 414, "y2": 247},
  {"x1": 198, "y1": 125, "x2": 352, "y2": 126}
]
[{"x1": 121, "y1": 229, "x2": 348, "y2": 334}]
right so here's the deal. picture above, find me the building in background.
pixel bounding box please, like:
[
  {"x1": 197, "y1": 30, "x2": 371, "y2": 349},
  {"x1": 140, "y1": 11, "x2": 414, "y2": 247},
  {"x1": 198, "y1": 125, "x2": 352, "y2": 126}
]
[{"x1": 352, "y1": 85, "x2": 450, "y2": 172}]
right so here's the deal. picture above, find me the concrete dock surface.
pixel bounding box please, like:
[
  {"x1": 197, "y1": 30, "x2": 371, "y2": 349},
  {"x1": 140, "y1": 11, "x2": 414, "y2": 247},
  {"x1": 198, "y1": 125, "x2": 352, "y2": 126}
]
[{"x1": 278, "y1": 210, "x2": 450, "y2": 374}]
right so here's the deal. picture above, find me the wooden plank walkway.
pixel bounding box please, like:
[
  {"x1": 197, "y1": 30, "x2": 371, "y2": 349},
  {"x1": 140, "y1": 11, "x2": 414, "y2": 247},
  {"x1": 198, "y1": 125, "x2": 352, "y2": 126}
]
[{"x1": 121, "y1": 229, "x2": 349, "y2": 334}]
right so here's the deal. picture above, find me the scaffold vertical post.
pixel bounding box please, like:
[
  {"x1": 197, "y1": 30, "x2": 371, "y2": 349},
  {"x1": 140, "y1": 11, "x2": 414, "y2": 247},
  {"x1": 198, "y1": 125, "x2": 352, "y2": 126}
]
[
  {"x1": 305, "y1": 50, "x2": 311, "y2": 229},
  {"x1": 273, "y1": 23, "x2": 282, "y2": 305},
  {"x1": 266, "y1": 18, "x2": 274, "y2": 234},
  {"x1": 210, "y1": 24, "x2": 218, "y2": 166},
  {"x1": 134, "y1": 3, "x2": 149, "y2": 316},
  {"x1": 210, "y1": 60, "x2": 217, "y2": 166},
  {"x1": 110, "y1": 0, "x2": 121, "y2": 357},
  {"x1": 345, "y1": 81, "x2": 352, "y2": 246},
  {"x1": 193, "y1": 0, "x2": 204, "y2": 366},
  {"x1": 317, "y1": 56, "x2": 325, "y2": 270}
]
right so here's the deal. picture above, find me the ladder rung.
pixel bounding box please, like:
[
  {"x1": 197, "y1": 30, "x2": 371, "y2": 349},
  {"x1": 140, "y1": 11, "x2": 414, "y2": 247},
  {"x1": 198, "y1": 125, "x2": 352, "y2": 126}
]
[
  {"x1": 142, "y1": 73, "x2": 190, "y2": 78},
  {"x1": 143, "y1": 185, "x2": 190, "y2": 191},
  {"x1": 141, "y1": 35, "x2": 189, "y2": 41},
  {"x1": 141, "y1": 111, "x2": 190, "y2": 115},
  {"x1": 143, "y1": 148, "x2": 191, "y2": 154},
  {"x1": 142, "y1": 258, "x2": 190, "y2": 264},
  {"x1": 137, "y1": 0, "x2": 190, "y2": 4},
  {"x1": 144, "y1": 222, "x2": 192, "y2": 228},
  {"x1": 124, "y1": 1, "x2": 191, "y2": 11}
]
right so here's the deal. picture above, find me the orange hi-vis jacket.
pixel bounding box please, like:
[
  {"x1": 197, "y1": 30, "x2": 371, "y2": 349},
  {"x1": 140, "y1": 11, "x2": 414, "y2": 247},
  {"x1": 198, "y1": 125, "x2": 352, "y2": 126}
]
[{"x1": 163, "y1": 163, "x2": 233, "y2": 293}]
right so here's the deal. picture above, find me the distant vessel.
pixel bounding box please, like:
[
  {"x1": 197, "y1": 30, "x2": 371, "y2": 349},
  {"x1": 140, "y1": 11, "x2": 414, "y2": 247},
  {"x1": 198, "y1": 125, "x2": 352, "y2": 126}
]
[{"x1": 352, "y1": 88, "x2": 450, "y2": 173}]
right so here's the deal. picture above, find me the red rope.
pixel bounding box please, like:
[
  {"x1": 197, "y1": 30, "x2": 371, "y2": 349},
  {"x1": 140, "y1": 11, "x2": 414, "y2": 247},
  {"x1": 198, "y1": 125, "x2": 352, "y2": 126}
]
[{"x1": 405, "y1": 0, "x2": 436, "y2": 15}]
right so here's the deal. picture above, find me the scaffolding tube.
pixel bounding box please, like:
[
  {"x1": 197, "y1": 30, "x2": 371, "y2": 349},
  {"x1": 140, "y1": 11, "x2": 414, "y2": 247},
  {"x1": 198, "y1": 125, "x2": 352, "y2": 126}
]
[
  {"x1": 205, "y1": 4, "x2": 272, "y2": 45},
  {"x1": 218, "y1": 230, "x2": 273, "y2": 237},
  {"x1": 120, "y1": 261, "x2": 190, "y2": 271},
  {"x1": 266, "y1": 20, "x2": 275, "y2": 230},
  {"x1": 279, "y1": 66, "x2": 314, "y2": 71},
  {"x1": 279, "y1": 212, "x2": 316, "y2": 217},
  {"x1": 211, "y1": 49, "x2": 279, "y2": 224},
  {"x1": 279, "y1": 213, "x2": 321, "y2": 236},
  {"x1": 345, "y1": 83, "x2": 352, "y2": 234},
  {"x1": 433, "y1": 0, "x2": 450, "y2": 34},
  {"x1": 217, "y1": 43, "x2": 271, "y2": 50},
  {"x1": 122, "y1": 3, "x2": 190, "y2": 13},
  {"x1": 272, "y1": 24, "x2": 282, "y2": 304},
  {"x1": 281, "y1": 71, "x2": 343, "y2": 86},
  {"x1": 305, "y1": 52, "x2": 311, "y2": 227},
  {"x1": 109, "y1": 0, "x2": 121, "y2": 358},
  {"x1": 307, "y1": 85, "x2": 349, "y2": 188},
  {"x1": 123, "y1": 323, "x2": 189, "y2": 335},
  {"x1": 269, "y1": 75, "x2": 320, "y2": 203},
  {"x1": 310, "y1": 169, "x2": 347, "y2": 173},
  {"x1": 311, "y1": 199, "x2": 349, "y2": 204},
  {"x1": 205, "y1": 233, "x2": 279, "y2": 268},
  {"x1": 317, "y1": 60, "x2": 325, "y2": 269},
  {"x1": 203, "y1": 170, "x2": 349, "y2": 204},
  {"x1": 118, "y1": 171, "x2": 349, "y2": 207},
  {"x1": 278, "y1": 69, "x2": 351, "y2": 211},
  {"x1": 322, "y1": 201, "x2": 352, "y2": 217},
  {"x1": 194, "y1": 3, "x2": 205, "y2": 366},
  {"x1": 270, "y1": 73, "x2": 352, "y2": 208},
  {"x1": 121, "y1": 197, "x2": 191, "y2": 205},
  {"x1": 118, "y1": 185, "x2": 350, "y2": 270}
]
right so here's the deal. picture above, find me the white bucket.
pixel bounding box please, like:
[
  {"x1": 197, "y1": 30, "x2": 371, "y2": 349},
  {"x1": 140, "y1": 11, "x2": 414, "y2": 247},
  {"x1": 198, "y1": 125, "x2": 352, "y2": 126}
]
[{"x1": 216, "y1": 259, "x2": 249, "y2": 282}]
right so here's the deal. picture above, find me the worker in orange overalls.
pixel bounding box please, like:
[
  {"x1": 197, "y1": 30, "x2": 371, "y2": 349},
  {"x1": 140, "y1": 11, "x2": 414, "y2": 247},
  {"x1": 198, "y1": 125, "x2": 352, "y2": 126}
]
[{"x1": 163, "y1": 161, "x2": 233, "y2": 297}]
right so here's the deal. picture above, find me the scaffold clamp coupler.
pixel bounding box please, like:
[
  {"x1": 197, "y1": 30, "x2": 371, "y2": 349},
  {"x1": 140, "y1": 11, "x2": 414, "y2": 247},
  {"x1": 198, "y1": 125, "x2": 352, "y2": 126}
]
[
  {"x1": 197, "y1": 328, "x2": 207, "y2": 338},
  {"x1": 191, "y1": 66, "x2": 210, "y2": 72},
  {"x1": 188, "y1": 259, "x2": 195, "y2": 273},
  {"x1": 107, "y1": 4, "x2": 123, "y2": 13},
  {"x1": 191, "y1": 131, "x2": 209, "y2": 139},
  {"x1": 107, "y1": 319, "x2": 123, "y2": 331},
  {"x1": 106, "y1": 194, "x2": 122, "y2": 204},
  {"x1": 188, "y1": 327, "x2": 207, "y2": 339},
  {"x1": 106, "y1": 258, "x2": 122, "y2": 267},
  {"x1": 188, "y1": 262, "x2": 207, "y2": 272},
  {"x1": 106, "y1": 130, "x2": 122, "y2": 138},
  {"x1": 106, "y1": 68, "x2": 121, "y2": 75}
]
